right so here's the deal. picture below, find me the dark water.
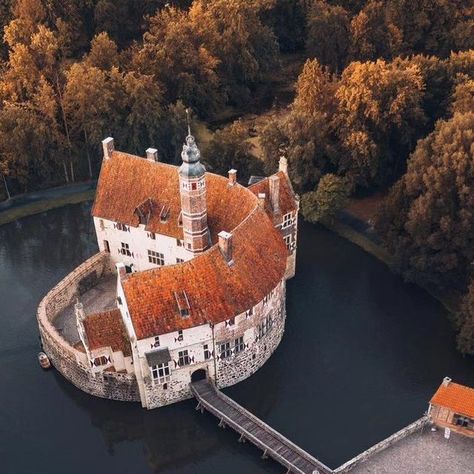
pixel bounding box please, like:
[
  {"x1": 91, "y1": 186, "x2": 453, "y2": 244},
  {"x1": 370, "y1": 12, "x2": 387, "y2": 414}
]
[{"x1": 1, "y1": 202, "x2": 472, "y2": 474}]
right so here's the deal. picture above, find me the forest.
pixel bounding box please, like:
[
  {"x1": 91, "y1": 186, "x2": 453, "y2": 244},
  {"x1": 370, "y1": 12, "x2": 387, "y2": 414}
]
[{"x1": 0, "y1": 0, "x2": 473, "y2": 353}]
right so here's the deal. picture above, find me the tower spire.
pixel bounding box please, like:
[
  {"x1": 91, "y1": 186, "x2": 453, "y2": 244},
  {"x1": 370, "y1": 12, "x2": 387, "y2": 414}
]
[{"x1": 186, "y1": 108, "x2": 192, "y2": 137}]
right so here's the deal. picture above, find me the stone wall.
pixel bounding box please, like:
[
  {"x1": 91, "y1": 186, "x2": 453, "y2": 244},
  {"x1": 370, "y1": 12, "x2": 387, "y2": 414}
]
[
  {"x1": 217, "y1": 281, "x2": 286, "y2": 388},
  {"x1": 37, "y1": 251, "x2": 140, "y2": 402},
  {"x1": 334, "y1": 416, "x2": 429, "y2": 473}
]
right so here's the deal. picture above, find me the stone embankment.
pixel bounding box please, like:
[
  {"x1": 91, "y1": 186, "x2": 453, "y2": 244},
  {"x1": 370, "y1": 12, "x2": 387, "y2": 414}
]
[{"x1": 37, "y1": 251, "x2": 140, "y2": 402}]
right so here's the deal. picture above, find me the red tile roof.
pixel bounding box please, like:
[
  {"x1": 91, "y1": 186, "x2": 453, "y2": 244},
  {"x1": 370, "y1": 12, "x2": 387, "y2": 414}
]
[
  {"x1": 84, "y1": 309, "x2": 132, "y2": 356},
  {"x1": 430, "y1": 380, "x2": 474, "y2": 418},
  {"x1": 123, "y1": 206, "x2": 287, "y2": 339},
  {"x1": 248, "y1": 171, "x2": 299, "y2": 218},
  {"x1": 92, "y1": 151, "x2": 256, "y2": 243}
]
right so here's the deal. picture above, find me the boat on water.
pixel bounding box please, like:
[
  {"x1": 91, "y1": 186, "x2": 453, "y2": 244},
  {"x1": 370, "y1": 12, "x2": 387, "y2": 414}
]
[{"x1": 38, "y1": 352, "x2": 51, "y2": 369}]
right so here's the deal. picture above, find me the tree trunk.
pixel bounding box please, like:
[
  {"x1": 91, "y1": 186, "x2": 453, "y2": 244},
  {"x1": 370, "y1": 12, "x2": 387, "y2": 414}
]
[
  {"x1": 84, "y1": 128, "x2": 93, "y2": 179},
  {"x1": 2, "y1": 173, "x2": 11, "y2": 200},
  {"x1": 55, "y1": 75, "x2": 73, "y2": 183}
]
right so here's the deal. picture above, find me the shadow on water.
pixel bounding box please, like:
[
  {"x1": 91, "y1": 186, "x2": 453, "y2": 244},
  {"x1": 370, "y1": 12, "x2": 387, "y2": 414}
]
[{"x1": 0, "y1": 203, "x2": 472, "y2": 473}]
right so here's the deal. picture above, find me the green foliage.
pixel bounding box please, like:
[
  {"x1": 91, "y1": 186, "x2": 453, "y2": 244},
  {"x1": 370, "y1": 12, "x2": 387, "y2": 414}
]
[
  {"x1": 301, "y1": 173, "x2": 349, "y2": 223},
  {"x1": 457, "y1": 281, "x2": 474, "y2": 355},
  {"x1": 376, "y1": 112, "x2": 474, "y2": 289},
  {"x1": 203, "y1": 121, "x2": 263, "y2": 183}
]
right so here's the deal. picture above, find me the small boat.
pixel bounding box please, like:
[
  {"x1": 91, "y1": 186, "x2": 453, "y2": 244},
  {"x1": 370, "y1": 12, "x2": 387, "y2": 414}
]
[{"x1": 38, "y1": 352, "x2": 51, "y2": 369}]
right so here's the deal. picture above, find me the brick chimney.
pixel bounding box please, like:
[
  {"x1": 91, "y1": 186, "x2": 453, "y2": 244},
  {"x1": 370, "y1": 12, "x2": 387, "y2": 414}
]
[
  {"x1": 279, "y1": 156, "x2": 288, "y2": 174},
  {"x1": 269, "y1": 175, "x2": 280, "y2": 214},
  {"x1": 102, "y1": 137, "x2": 114, "y2": 160},
  {"x1": 228, "y1": 169, "x2": 237, "y2": 186},
  {"x1": 258, "y1": 193, "x2": 266, "y2": 210},
  {"x1": 218, "y1": 231, "x2": 233, "y2": 264},
  {"x1": 442, "y1": 376, "x2": 452, "y2": 386},
  {"x1": 146, "y1": 148, "x2": 158, "y2": 162}
]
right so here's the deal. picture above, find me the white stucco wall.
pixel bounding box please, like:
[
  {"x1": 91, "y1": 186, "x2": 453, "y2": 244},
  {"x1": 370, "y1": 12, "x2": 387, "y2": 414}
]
[{"x1": 94, "y1": 217, "x2": 193, "y2": 272}]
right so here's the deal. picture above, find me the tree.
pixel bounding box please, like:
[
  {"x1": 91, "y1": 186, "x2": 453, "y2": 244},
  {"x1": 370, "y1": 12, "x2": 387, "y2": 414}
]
[
  {"x1": 260, "y1": 59, "x2": 340, "y2": 192},
  {"x1": 451, "y1": 79, "x2": 474, "y2": 114},
  {"x1": 203, "y1": 121, "x2": 263, "y2": 182},
  {"x1": 301, "y1": 173, "x2": 349, "y2": 222},
  {"x1": 457, "y1": 281, "x2": 474, "y2": 355},
  {"x1": 133, "y1": 5, "x2": 222, "y2": 117},
  {"x1": 376, "y1": 112, "x2": 474, "y2": 289},
  {"x1": 190, "y1": 0, "x2": 279, "y2": 106},
  {"x1": 349, "y1": 0, "x2": 401, "y2": 62},
  {"x1": 306, "y1": 0, "x2": 350, "y2": 72},
  {"x1": 85, "y1": 32, "x2": 119, "y2": 71},
  {"x1": 335, "y1": 59, "x2": 425, "y2": 189},
  {"x1": 63, "y1": 62, "x2": 115, "y2": 178}
]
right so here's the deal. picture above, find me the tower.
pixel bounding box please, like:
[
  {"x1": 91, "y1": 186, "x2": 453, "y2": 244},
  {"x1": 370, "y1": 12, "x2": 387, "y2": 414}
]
[{"x1": 178, "y1": 129, "x2": 210, "y2": 253}]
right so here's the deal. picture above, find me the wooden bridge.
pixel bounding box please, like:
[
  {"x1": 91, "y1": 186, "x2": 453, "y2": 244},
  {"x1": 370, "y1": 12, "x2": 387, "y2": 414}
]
[{"x1": 190, "y1": 380, "x2": 332, "y2": 474}]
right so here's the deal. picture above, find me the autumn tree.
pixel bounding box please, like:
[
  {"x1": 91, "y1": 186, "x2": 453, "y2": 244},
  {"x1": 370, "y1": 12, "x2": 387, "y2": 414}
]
[
  {"x1": 133, "y1": 5, "x2": 222, "y2": 117},
  {"x1": 301, "y1": 173, "x2": 349, "y2": 222},
  {"x1": 203, "y1": 121, "x2": 263, "y2": 182},
  {"x1": 349, "y1": 0, "x2": 401, "y2": 62},
  {"x1": 305, "y1": 0, "x2": 350, "y2": 72},
  {"x1": 376, "y1": 112, "x2": 474, "y2": 289},
  {"x1": 85, "y1": 32, "x2": 120, "y2": 71},
  {"x1": 335, "y1": 59, "x2": 425, "y2": 189},
  {"x1": 261, "y1": 59, "x2": 339, "y2": 192}
]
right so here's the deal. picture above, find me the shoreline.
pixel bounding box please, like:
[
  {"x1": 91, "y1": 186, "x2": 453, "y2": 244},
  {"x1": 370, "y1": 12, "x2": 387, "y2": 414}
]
[
  {"x1": 0, "y1": 181, "x2": 96, "y2": 226},
  {"x1": 323, "y1": 213, "x2": 460, "y2": 316}
]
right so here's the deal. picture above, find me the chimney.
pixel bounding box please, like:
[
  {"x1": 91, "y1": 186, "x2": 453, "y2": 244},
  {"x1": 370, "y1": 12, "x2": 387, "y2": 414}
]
[
  {"x1": 442, "y1": 376, "x2": 452, "y2": 387},
  {"x1": 75, "y1": 300, "x2": 85, "y2": 321},
  {"x1": 279, "y1": 156, "x2": 288, "y2": 174},
  {"x1": 269, "y1": 175, "x2": 280, "y2": 214},
  {"x1": 218, "y1": 231, "x2": 233, "y2": 264},
  {"x1": 228, "y1": 169, "x2": 237, "y2": 186},
  {"x1": 116, "y1": 262, "x2": 126, "y2": 279},
  {"x1": 146, "y1": 148, "x2": 158, "y2": 162},
  {"x1": 102, "y1": 137, "x2": 114, "y2": 160},
  {"x1": 258, "y1": 193, "x2": 266, "y2": 210}
]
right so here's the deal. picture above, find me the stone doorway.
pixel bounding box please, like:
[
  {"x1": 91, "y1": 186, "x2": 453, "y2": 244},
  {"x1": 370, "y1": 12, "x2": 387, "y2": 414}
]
[{"x1": 191, "y1": 368, "x2": 207, "y2": 383}]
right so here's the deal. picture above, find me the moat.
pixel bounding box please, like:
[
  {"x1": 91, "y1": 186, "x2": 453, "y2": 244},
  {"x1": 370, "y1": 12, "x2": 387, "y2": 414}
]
[{"x1": 1, "y1": 202, "x2": 473, "y2": 474}]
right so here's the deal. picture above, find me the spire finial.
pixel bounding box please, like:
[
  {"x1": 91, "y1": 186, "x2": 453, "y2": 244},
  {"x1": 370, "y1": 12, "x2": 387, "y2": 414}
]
[{"x1": 186, "y1": 108, "x2": 191, "y2": 137}]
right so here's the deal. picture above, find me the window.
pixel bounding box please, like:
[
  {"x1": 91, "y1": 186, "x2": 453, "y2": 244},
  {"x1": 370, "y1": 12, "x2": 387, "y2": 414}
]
[
  {"x1": 93, "y1": 355, "x2": 109, "y2": 367},
  {"x1": 176, "y1": 258, "x2": 184, "y2": 264},
  {"x1": 148, "y1": 232, "x2": 156, "y2": 240},
  {"x1": 148, "y1": 250, "x2": 164, "y2": 265},
  {"x1": 282, "y1": 213, "x2": 292, "y2": 229},
  {"x1": 191, "y1": 182, "x2": 197, "y2": 190},
  {"x1": 177, "y1": 239, "x2": 183, "y2": 247},
  {"x1": 151, "y1": 362, "x2": 170, "y2": 384},
  {"x1": 257, "y1": 316, "x2": 273, "y2": 339},
  {"x1": 153, "y1": 336, "x2": 160, "y2": 348},
  {"x1": 177, "y1": 330, "x2": 183, "y2": 341},
  {"x1": 116, "y1": 223, "x2": 129, "y2": 232},
  {"x1": 219, "y1": 341, "x2": 231, "y2": 359},
  {"x1": 228, "y1": 317, "x2": 235, "y2": 326},
  {"x1": 234, "y1": 336, "x2": 244, "y2": 354},
  {"x1": 178, "y1": 350, "x2": 191, "y2": 366},
  {"x1": 245, "y1": 307, "x2": 253, "y2": 318},
  {"x1": 263, "y1": 295, "x2": 268, "y2": 306},
  {"x1": 103, "y1": 240, "x2": 110, "y2": 253},
  {"x1": 454, "y1": 414, "x2": 473, "y2": 429},
  {"x1": 99, "y1": 219, "x2": 105, "y2": 231},
  {"x1": 121, "y1": 242, "x2": 131, "y2": 256},
  {"x1": 203, "y1": 344, "x2": 212, "y2": 360},
  {"x1": 284, "y1": 234, "x2": 293, "y2": 251}
]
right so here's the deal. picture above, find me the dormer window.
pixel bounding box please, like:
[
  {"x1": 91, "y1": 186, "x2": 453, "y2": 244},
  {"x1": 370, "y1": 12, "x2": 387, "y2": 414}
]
[
  {"x1": 160, "y1": 204, "x2": 170, "y2": 223},
  {"x1": 175, "y1": 291, "x2": 191, "y2": 319},
  {"x1": 177, "y1": 330, "x2": 183, "y2": 342},
  {"x1": 153, "y1": 336, "x2": 160, "y2": 348}
]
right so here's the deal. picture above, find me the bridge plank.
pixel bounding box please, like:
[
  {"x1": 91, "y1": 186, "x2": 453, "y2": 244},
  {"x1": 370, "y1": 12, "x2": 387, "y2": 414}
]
[{"x1": 191, "y1": 380, "x2": 332, "y2": 474}]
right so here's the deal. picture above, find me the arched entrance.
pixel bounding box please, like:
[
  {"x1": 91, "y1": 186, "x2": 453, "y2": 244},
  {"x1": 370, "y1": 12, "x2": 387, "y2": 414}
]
[{"x1": 191, "y1": 368, "x2": 207, "y2": 382}]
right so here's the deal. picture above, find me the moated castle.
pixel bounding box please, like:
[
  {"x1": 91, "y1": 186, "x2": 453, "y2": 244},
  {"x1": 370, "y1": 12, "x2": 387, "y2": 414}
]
[{"x1": 37, "y1": 130, "x2": 299, "y2": 409}]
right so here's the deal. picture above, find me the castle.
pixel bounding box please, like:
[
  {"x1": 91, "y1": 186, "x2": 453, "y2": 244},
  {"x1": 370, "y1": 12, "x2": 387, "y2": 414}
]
[{"x1": 38, "y1": 130, "x2": 299, "y2": 409}]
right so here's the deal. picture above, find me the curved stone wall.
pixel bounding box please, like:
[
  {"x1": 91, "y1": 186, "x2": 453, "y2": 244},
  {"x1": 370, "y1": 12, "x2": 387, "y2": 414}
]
[{"x1": 37, "y1": 252, "x2": 140, "y2": 402}]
